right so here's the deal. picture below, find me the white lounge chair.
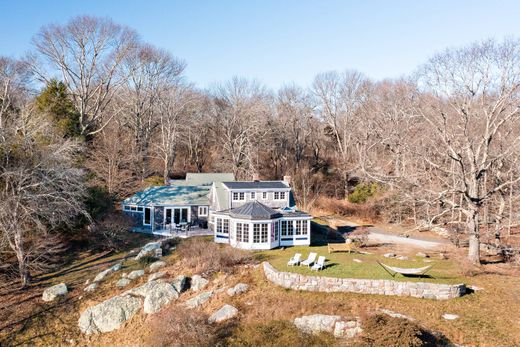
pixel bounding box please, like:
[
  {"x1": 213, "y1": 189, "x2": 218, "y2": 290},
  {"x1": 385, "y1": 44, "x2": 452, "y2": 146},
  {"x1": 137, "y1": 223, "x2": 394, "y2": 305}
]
[
  {"x1": 301, "y1": 252, "x2": 317, "y2": 267},
  {"x1": 287, "y1": 253, "x2": 302, "y2": 266},
  {"x1": 311, "y1": 256, "x2": 326, "y2": 271}
]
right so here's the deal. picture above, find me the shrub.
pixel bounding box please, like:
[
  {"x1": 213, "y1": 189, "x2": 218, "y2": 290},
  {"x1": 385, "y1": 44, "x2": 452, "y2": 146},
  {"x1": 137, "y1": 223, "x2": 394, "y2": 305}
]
[
  {"x1": 143, "y1": 175, "x2": 165, "y2": 187},
  {"x1": 355, "y1": 314, "x2": 439, "y2": 347},
  {"x1": 348, "y1": 183, "x2": 381, "y2": 204},
  {"x1": 138, "y1": 255, "x2": 158, "y2": 266},
  {"x1": 349, "y1": 226, "x2": 369, "y2": 246},
  {"x1": 146, "y1": 306, "x2": 216, "y2": 347},
  {"x1": 226, "y1": 320, "x2": 338, "y2": 347},
  {"x1": 177, "y1": 237, "x2": 253, "y2": 275},
  {"x1": 313, "y1": 197, "x2": 383, "y2": 223}
]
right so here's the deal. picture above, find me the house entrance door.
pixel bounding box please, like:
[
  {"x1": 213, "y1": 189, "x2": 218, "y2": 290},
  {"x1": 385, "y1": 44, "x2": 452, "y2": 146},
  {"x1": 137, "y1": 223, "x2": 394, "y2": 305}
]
[{"x1": 164, "y1": 207, "x2": 190, "y2": 227}]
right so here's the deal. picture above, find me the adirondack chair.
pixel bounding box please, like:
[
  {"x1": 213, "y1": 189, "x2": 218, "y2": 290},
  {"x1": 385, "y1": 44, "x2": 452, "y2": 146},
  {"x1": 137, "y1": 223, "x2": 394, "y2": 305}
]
[
  {"x1": 287, "y1": 253, "x2": 302, "y2": 266},
  {"x1": 301, "y1": 252, "x2": 317, "y2": 267},
  {"x1": 311, "y1": 256, "x2": 326, "y2": 271}
]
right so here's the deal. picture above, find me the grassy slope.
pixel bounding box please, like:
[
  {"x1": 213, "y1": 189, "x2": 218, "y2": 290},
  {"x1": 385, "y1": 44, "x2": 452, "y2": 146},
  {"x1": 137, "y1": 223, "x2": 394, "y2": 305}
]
[{"x1": 2, "y1": 235, "x2": 520, "y2": 347}]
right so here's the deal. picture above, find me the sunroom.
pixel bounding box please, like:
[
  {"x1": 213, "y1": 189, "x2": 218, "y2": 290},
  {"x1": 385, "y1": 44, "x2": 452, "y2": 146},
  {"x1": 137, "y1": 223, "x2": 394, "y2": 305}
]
[{"x1": 212, "y1": 201, "x2": 311, "y2": 250}]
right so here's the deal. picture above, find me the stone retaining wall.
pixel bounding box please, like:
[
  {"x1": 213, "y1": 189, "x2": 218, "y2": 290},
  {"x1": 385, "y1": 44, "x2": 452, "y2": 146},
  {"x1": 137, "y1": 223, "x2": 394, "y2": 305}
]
[{"x1": 263, "y1": 262, "x2": 466, "y2": 300}]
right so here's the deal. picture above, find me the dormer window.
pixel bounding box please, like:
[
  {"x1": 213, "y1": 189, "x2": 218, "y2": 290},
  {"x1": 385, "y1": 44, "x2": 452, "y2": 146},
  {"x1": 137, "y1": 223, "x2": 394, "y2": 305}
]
[
  {"x1": 262, "y1": 192, "x2": 267, "y2": 199},
  {"x1": 232, "y1": 192, "x2": 245, "y2": 201},
  {"x1": 251, "y1": 192, "x2": 256, "y2": 200}
]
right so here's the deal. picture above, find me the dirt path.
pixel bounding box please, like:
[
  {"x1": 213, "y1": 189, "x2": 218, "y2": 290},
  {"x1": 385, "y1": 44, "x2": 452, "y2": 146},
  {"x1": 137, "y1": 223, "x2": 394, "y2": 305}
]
[
  {"x1": 336, "y1": 218, "x2": 449, "y2": 249},
  {"x1": 367, "y1": 230, "x2": 447, "y2": 249}
]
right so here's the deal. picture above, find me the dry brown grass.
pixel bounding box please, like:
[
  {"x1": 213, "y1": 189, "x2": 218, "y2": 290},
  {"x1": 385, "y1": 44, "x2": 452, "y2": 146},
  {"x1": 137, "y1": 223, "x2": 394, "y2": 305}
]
[
  {"x1": 312, "y1": 197, "x2": 382, "y2": 223},
  {"x1": 4, "y1": 237, "x2": 520, "y2": 347},
  {"x1": 146, "y1": 305, "x2": 216, "y2": 347},
  {"x1": 226, "y1": 320, "x2": 337, "y2": 347},
  {"x1": 354, "y1": 314, "x2": 446, "y2": 347},
  {"x1": 176, "y1": 237, "x2": 254, "y2": 276}
]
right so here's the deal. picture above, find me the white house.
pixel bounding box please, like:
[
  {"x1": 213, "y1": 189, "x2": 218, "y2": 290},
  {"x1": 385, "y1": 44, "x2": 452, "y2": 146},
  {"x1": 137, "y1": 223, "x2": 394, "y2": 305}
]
[{"x1": 209, "y1": 178, "x2": 312, "y2": 250}]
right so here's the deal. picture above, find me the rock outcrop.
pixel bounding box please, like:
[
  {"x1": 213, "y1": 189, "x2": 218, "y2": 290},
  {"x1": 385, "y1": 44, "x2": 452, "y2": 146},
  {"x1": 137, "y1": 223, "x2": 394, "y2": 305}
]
[
  {"x1": 116, "y1": 278, "x2": 131, "y2": 288},
  {"x1": 127, "y1": 270, "x2": 145, "y2": 280},
  {"x1": 143, "y1": 282, "x2": 179, "y2": 314},
  {"x1": 172, "y1": 275, "x2": 188, "y2": 293},
  {"x1": 227, "y1": 283, "x2": 249, "y2": 297},
  {"x1": 84, "y1": 283, "x2": 98, "y2": 292},
  {"x1": 149, "y1": 261, "x2": 166, "y2": 273},
  {"x1": 190, "y1": 275, "x2": 209, "y2": 291},
  {"x1": 93, "y1": 263, "x2": 122, "y2": 283},
  {"x1": 42, "y1": 283, "x2": 68, "y2": 302},
  {"x1": 135, "y1": 242, "x2": 162, "y2": 260},
  {"x1": 208, "y1": 304, "x2": 238, "y2": 323},
  {"x1": 184, "y1": 290, "x2": 213, "y2": 309},
  {"x1": 78, "y1": 295, "x2": 141, "y2": 334},
  {"x1": 294, "y1": 314, "x2": 341, "y2": 334},
  {"x1": 293, "y1": 314, "x2": 362, "y2": 338},
  {"x1": 148, "y1": 272, "x2": 166, "y2": 282}
]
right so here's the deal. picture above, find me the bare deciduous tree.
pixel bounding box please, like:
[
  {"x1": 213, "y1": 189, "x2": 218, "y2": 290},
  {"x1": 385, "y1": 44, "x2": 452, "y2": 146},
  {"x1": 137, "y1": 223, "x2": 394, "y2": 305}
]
[{"x1": 31, "y1": 15, "x2": 139, "y2": 136}]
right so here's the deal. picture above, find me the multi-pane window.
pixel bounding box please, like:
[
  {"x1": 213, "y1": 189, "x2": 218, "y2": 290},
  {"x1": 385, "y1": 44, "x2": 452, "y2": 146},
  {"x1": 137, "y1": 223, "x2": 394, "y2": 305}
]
[
  {"x1": 253, "y1": 224, "x2": 260, "y2": 243},
  {"x1": 274, "y1": 192, "x2": 286, "y2": 200},
  {"x1": 262, "y1": 192, "x2": 267, "y2": 199},
  {"x1": 295, "y1": 220, "x2": 304, "y2": 235},
  {"x1": 236, "y1": 223, "x2": 249, "y2": 242},
  {"x1": 216, "y1": 218, "x2": 223, "y2": 233},
  {"x1": 261, "y1": 224, "x2": 268, "y2": 243},
  {"x1": 198, "y1": 206, "x2": 208, "y2": 216},
  {"x1": 232, "y1": 192, "x2": 245, "y2": 201},
  {"x1": 223, "y1": 219, "x2": 229, "y2": 234},
  {"x1": 273, "y1": 222, "x2": 279, "y2": 241},
  {"x1": 281, "y1": 220, "x2": 292, "y2": 236},
  {"x1": 250, "y1": 192, "x2": 256, "y2": 199},
  {"x1": 236, "y1": 223, "x2": 243, "y2": 242}
]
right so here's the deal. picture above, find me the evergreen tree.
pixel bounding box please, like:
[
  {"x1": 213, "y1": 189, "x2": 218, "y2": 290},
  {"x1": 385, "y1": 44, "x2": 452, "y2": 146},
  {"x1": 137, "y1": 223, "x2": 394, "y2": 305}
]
[{"x1": 36, "y1": 79, "x2": 81, "y2": 138}]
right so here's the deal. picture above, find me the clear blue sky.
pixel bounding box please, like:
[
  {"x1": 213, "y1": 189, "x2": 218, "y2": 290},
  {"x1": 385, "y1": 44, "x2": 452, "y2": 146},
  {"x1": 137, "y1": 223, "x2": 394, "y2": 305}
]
[{"x1": 1, "y1": 0, "x2": 519, "y2": 89}]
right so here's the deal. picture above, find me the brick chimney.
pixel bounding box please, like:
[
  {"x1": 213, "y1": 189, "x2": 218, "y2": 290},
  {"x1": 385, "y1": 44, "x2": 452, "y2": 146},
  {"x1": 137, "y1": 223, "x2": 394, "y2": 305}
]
[
  {"x1": 252, "y1": 173, "x2": 260, "y2": 181},
  {"x1": 283, "y1": 175, "x2": 292, "y2": 186}
]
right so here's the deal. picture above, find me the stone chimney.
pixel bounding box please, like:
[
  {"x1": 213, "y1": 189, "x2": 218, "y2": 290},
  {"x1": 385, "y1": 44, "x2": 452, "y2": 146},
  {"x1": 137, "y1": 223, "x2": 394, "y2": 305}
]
[{"x1": 283, "y1": 175, "x2": 292, "y2": 186}]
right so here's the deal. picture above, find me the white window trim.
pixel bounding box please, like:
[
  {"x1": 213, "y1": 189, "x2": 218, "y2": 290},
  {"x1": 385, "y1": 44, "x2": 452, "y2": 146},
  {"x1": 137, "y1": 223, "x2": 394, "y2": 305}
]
[
  {"x1": 124, "y1": 205, "x2": 144, "y2": 213},
  {"x1": 261, "y1": 191, "x2": 268, "y2": 199},
  {"x1": 143, "y1": 207, "x2": 152, "y2": 226},
  {"x1": 198, "y1": 206, "x2": 208, "y2": 217},
  {"x1": 232, "y1": 192, "x2": 245, "y2": 201},
  {"x1": 250, "y1": 191, "x2": 256, "y2": 200},
  {"x1": 274, "y1": 191, "x2": 287, "y2": 200}
]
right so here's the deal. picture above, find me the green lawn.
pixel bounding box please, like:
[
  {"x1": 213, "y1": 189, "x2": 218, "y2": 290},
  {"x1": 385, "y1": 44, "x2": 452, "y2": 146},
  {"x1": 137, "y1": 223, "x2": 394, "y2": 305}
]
[{"x1": 257, "y1": 245, "x2": 466, "y2": 284}]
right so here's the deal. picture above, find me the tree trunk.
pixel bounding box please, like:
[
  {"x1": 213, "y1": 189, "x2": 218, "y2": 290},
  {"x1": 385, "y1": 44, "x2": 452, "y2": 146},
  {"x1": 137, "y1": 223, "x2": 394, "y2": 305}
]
[
  {"x1": 467, "y1": 207, "x2": 481, "y2": 264},
  {"x1": 14, "y1": 232, "x2": 30, "y2": 287}
]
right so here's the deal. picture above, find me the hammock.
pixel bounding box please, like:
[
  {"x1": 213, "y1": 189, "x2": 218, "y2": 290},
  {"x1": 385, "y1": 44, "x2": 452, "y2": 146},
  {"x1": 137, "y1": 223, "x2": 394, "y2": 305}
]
[{"x1": 377, "y1": 261, "x2": 434, "y2": 277}]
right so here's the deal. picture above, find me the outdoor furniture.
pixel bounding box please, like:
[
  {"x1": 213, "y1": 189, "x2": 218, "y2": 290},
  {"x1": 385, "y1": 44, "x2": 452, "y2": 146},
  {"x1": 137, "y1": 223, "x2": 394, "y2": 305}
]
[
  {"x1": 328, "y1": 241, "x2": 357, "y2": 254},
  {"x1": 301, "y1": 252, "x2": 317, "y2": 267},
  {"x1": 311, "y1": 256, "x2": 326, "y2": 271},
  {"x1": 377, "y1": 261, "x2": 434, "y2": 277},
  {"x1": 287, "y1": 253, "x2": 302, "y2": 266}
]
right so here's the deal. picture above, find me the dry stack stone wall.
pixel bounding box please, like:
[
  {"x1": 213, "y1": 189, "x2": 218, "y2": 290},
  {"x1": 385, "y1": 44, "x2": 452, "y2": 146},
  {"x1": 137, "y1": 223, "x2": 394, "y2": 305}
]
[{"x1": 263, "y1": 262, "x2": 466, "y2": 300}]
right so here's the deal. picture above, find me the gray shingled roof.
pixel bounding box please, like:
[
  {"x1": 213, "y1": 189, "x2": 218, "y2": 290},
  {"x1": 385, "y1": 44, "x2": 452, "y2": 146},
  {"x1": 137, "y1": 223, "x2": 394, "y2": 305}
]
[
  {"x1": 227, "y1": 201, "x2": 283, "y2": 220},
  {"x1": 222, "y1": 181, "x2": 289, "y2": 189},
  {"x1": 186, "y1": 173, "x2": 235, "y2": 185}
]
